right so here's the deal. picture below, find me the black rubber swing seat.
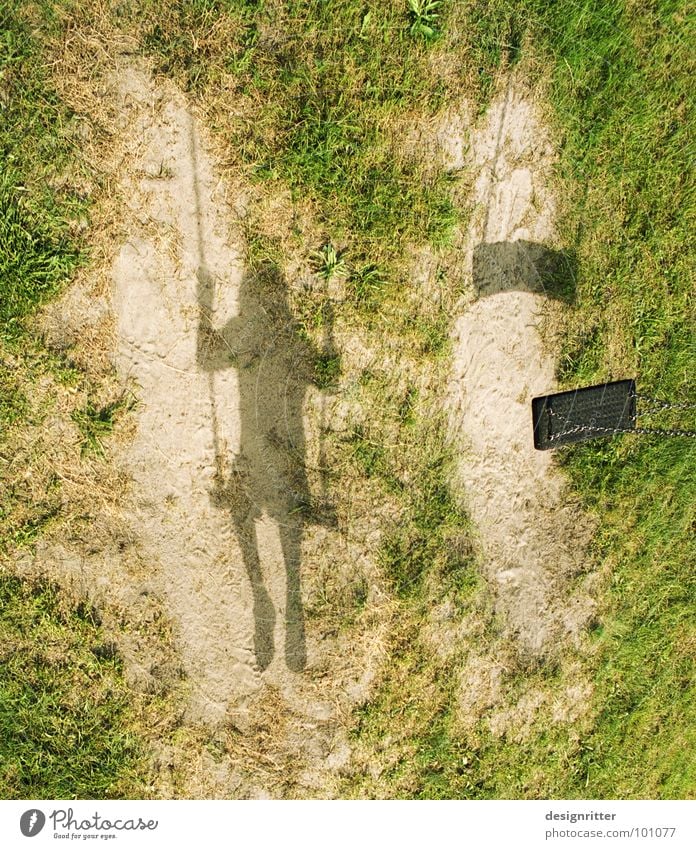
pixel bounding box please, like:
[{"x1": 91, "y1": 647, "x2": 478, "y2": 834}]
[{"x1": 532, "y1": 379, "x2": 636, "y2": 450}]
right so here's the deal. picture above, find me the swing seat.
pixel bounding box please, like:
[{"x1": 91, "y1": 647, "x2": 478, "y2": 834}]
[{"x1": 532, "y1": 379, "x2": 636, "y2": 450}]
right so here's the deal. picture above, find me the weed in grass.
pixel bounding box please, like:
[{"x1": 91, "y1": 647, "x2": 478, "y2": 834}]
[
  {"x1": 408, "y1": 0, "x2": 443, "y2": 42},
  {"x1": 71, "y1": 395, "x2": 135, "y2": 457},
  {"x1": 312, "y1": 242, "x2": 348, "y2": 282}
]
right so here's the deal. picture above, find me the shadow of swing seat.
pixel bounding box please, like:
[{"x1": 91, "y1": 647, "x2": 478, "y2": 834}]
[{"x1": 472, "y1": 240, "x2": 578, "y2": 303}]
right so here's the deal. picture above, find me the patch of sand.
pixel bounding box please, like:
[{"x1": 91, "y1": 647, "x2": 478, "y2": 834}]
[
  {"x1": 22, "y1": 54, "x2": 363, "y2": 796},
  {"x1": 108, "y1": 59, "x2": 357, "y2": 749},
  {"x1": 109, "y1": 61, "x2": 258, "y2": 726},
  {"x1": 447, "y1": 76, "x2": 597, "y2": 658}
]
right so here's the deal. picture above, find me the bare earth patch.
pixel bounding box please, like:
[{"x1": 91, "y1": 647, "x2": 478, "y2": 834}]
[
  {"x1": 107, "y1": 58, "x2": 362, "y2": 792},
  {"x1": 110, "y1": 59, "x2": 260, "y2": 726},
  {"x1": 442, "y1": 75, "x2": 599, "y2": 732},
  {"x1": 18, "y1": 52, "x2": 373, "y2": 797}
]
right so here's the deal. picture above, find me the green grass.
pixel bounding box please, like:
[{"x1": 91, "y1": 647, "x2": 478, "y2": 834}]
[
  {"x1": 0, "y1": 358, "x2": 28, "y2": 428},
  {"x1": 135, "y1": 0, "x2": 459, "y2": 269},
  {"x1": 0, "y1": 0, "x2": 152, "y2": 799},
  {"x1": 407, "y1": 0, "x2": 444, "y2": 42},
  {"x1": 0, "y1": 1, "x2": 88, "y2": 343},
  {"x1": 312, "y1": 353, "x2": 342, "y2": 389},
  {"x1": 530, "y1": 0, "x2": 695, "y2": 798},
  {"x1": 0, "y1": 575, "x2": 148, "y2": 798},
  {"x1": 0, "y1": 175, "x2": 81, "y2": 342},
  {"x1": 311, "y1": 243, "x2": 348, "y2": 283},
  {"x1": 379, "y1": 443, "x2": 469, "y2": 599}
]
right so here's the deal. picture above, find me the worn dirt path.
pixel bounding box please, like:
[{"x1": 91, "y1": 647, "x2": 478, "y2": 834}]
[
  {"x1": 447, "y1": 77, "x2": 596, "y2": 658},
  {"x1": 19, "y1": 54, "x2": 354, "y2": 797},
  {"x1": 109, "y1": 61, "x2": 261, "y2": 725}
]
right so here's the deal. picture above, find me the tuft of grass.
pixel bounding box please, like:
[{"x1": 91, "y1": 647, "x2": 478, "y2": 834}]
[
  {"x1": 409, "y1": 313, "x2": 451, "y2": 358},
  {"x1": 531, "y1": 0, "x2": 695, "y2": 798},
  {"x1": 348, "y1": 424, "x2": 395, "y2": 485},
  {"x1": 0, "y1": 361, "x2": 28, "y2": 428},
  {"x1": 72, "y1": 394, "x2": 136, "y2": 457}
]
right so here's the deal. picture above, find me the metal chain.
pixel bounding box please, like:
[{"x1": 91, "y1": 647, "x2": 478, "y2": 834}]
[
  {"x1": 549, "y1": 420, "x2": 696, "y2": 440},
  {"x1": 633, "y1": 392, "x2": 696, "y2": 415},
  {"x1": 548, "y1": 408, "x2": 696, "y2": 441}
]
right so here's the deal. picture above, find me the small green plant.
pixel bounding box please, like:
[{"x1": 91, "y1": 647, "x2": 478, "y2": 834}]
[
  {"x1": 408, "y1": 0, "x2": 442, "y2": 41},
  {"x1": 71, "y1": 395, "x2": 135, "y2": 457},
  {"x1": 358, "y1": 11, "x2": 372, "y2": 40},
  {"x1": 312, "y1": 242, "x2": 348, "y2": 282}
]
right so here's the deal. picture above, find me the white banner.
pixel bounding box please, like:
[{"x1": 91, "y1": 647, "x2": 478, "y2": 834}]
[{"x1": 0, "y1": 800, "x2": 694, "y2": 849}]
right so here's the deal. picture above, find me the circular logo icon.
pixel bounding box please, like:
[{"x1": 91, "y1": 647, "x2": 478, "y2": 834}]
[{"x1": 20, "y1": 810, "x2": 46, "y2": 837}]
